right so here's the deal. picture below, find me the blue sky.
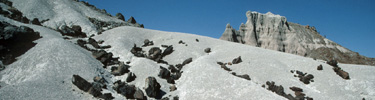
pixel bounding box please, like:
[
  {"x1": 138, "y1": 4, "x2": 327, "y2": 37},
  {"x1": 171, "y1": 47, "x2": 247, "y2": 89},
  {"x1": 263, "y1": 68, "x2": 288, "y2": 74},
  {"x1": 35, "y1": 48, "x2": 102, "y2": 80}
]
[{"x1": 84, "y1": 0, "x2": 375, "y2": 58}]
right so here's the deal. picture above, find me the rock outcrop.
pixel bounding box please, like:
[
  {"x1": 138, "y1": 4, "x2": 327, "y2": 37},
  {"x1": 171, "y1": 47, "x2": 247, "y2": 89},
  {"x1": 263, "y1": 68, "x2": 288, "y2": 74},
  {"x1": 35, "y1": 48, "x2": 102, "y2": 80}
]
[{"x1": 220, "y1": 11, "x2": 375, "y2": 66}]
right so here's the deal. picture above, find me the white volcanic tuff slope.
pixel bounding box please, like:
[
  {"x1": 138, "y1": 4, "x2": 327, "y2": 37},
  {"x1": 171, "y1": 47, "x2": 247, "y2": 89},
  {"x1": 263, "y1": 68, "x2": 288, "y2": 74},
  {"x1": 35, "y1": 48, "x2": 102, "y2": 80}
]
[
  {"x1": 0, "y1": 16, "x2": 103, "y2": 99},
  {"x1": 220, "y1": 11, "x2": 375, "y2": 66},
  {"x1": 9, "y1": 0, "x2": 125, "y2": 35},
  {"x1": 95, "y1": 26, "x2": 375, "y2": 100}
]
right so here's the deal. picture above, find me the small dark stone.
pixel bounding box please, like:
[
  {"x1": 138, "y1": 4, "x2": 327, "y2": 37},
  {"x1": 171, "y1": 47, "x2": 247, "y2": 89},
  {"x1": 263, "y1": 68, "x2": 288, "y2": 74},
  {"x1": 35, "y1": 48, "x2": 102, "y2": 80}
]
[
  {"x1": 195, "y1": 39, "x2": 199, "y2": 42},
  {"x1": 131, "y1": 44, "x2": 145, "y2": 57},
  {"x1": 31, "y1": 18, "x2": 41, "y2": 25},
  {"x1": 327, "y1": 60, "x2": 338, "y2": 67},
  {"x1": 148, "y1": 47, "x2": 163, "y2": 62},
  {"x1": 232, "y1": 56, "x2": 242, "y2": 64},
  {"x1": 162, "y1": 45, "x2": 174, "y2": 56},
  {"x1": 111, "y1": 62, "x2": 130, "y2": 76},
  {"x1": 221, "y1": 65, "x2": 232, "y2": 71},
  {"x1": 217, "y1": 62, "x2": 224, "y2": 65},
  {"x1": 317, "y1": 65, "x2": 323, "y2": 70},
  {"x1": 126, "y1": 72, "x2": 136, "y2": 82},
  {"x1": 289, "y1": 86, "x2": 303, "y2": 92},
  {"x1": 236, "y1": 74, "x2": 251, "y2": 80},
  {"x1": 170, "y1": 85, "x2": 177, "y2": 92},
  {"x1": 182, "y1": 58, "x2": 193, "y2": 65},
  {"x1": 204, "y1": 48, "x2": 211, "y2": 53},
  {"x1": 178, "y1": 40, "x2": 185, "y2": 44},
  {"x1": 99, "y1": 93, "x2": 114, "y2": 100},
  {"x1": 333, "y1": 67, "x2": 350, "y2": 79}
]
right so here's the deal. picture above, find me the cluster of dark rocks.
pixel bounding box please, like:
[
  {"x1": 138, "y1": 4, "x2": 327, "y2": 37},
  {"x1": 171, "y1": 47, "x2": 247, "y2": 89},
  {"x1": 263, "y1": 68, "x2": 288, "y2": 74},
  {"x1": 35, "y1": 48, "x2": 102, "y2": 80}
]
[
  {"x1": 265, "y1": 81, "x2": 313, "y2": 100},
  {"x1": 327, "y1": 60, "x2": 350, "y2": 79},
  {"x1": 112, "y1": 80, "x2": 146, "y2": 100},
  {"x1": 0, "y1": 0, "x2": 42, "y2": 25},
  {"x1": 216, "y1": 56, "x2": 251, "y2": 81},
  {"x1": 0, "y1": 21, "x2": 41, "y2": 67},
  {"x1": 72, "y1": 75, "x2": 114, "y2": 100},
  {"x1": 290, "y1": 70, "x2": 314, "y2": 84},
  {"x1": 57, "y1": 25, "x2": 87, "y2": 38},
  {"x1": 131, "y1": 39, "x2": 176, "y2": 64}
]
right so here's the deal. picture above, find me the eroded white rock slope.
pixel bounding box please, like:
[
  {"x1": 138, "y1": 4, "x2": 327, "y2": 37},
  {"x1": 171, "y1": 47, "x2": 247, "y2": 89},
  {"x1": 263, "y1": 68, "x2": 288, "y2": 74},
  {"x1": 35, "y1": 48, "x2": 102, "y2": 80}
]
[{"x1": 0, "y1": 0, "x2": 374, "y2": 100}]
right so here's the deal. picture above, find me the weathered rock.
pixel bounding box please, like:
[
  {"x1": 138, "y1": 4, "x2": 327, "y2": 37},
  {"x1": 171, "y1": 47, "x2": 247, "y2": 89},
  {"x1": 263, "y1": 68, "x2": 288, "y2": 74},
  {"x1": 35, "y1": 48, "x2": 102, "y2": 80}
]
[
  {"x1": 133, "y1": 88, "x2": 146, "y2": 100},
  {"x1": 88, "y1": 38, "x2": 100, "y2": 48},
  {"x1": 327, "y1": 60, "x2": 338, "y2": 67},
  {"x1": 333, "y1": 67, "x2": 350, "y2": 79},
  {"x1": 72, "y1": 75, "x2": 92, "y2": 92},
  {"x1": 144, "y1": 77, "x2": 161, "y2": 98},
  {"x1": 20, "y1": 16, "x2": 29, "y2": 24},
  {"x1": 196, "y1": 39, "x2": 199, "y2": 42},
  {"x1": 236, "y1": 74, "x2": 251, "y2": 80},
  {"x1": 31, "y1": 18, "x2": 41, "y2": 25},
  {"x1": 158, "y1": 66, "x2": 171, "y2": 79},
  {"x1": 217, "y1": 62, "x2": 224, "y2": 65},
  {"x1": 162, "y1": 45, "x2": 174, "y2": 56},
  {"x1": 204, "y1": 48, "x2": 211, "y2": 53},
  {"x1": 119, "y1": 84, "x2": 136, "y2": 98},
  {"x1": 142, "y1": 39, "x2": 154, "y2": 47},
  {"x1": 126, "y1": 72, "x2": 136, "y2": 82},
  {"x1": 171, "y1": 72, "x2": 182, "y2": 80},
  {"x1": 112, "y1": 62, "x2": 130, "y2": 76},
  {"x1": 168, "y1": 65, "x2": 179, "y2": 73},
  {"x1": 317, "y1": 64, "x2": 323, "y2": 70},
  {"x1": 266, "y1": 81, "x2": 286, "y2": 97},
  {"x1": 148, "y1": 47, "x2": 162, "y2": 62},
  {"x1": 182, "y1": 58, "x2": 193, "y2": 65},
  {"x1": 59, "y1": 25, "x2": 86, "y2": 38},
  {"x1": 99, "y1": 93, "x2": 114, "y2": 100},
  {"x1": 221, "y1": 65, "x2": 232, "y2": 71},
  {"x1": 232, "y1": 56, "x2": 242, "y2": 64},
  {"x1": 289, "y1": 86, "x2": 303, "y2": 92},
  {"x1": 170, "y1": 85, "x2": 177, "y2": 92},
  {"x1": 128, "y1": 16, "x2": 136, "y2": 24},
  {"x1": 115, "y1": 13, "x2": 125, "y2": 21},
  {"x1": 131, "y1": 44, "x2": 145, "y2": 57},
  {"x1": 178, "y1": 40, "x2": 185, "y2": 44}
]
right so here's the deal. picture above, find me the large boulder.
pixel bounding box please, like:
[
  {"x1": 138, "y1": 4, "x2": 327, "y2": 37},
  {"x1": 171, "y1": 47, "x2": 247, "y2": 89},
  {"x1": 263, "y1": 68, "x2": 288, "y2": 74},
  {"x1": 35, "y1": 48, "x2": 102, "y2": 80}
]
[
  {"x1": 72, "y1": 75, "x2": 92, "y2": 92},
  {"x1": 162, "y1": 45, "x2": 174, "y2": 57},
  {"x1": 158, "y1": 66, "x2": 171, "y2": 79},
  {"x1": 147, "y1": 47, "x2": 162, "y2": 62},
  {"x1": 333, "y1": 67, "x2": 350, "y2": 79},
  {"x1": 130, "y1": 44, "x2": 145, "y2": 57},
  {"x1": 112, "y1": 62, "x2": 130, "y2": 76},
  {"x1": 133, "y1": 88, "x2": 146, "y2": 100},
  {"x1": 144, "y1": 77, "x2": 161, "y2": 98},
  {"x1": 126, "y1": 72, "x2": 136, "y2": 82}
]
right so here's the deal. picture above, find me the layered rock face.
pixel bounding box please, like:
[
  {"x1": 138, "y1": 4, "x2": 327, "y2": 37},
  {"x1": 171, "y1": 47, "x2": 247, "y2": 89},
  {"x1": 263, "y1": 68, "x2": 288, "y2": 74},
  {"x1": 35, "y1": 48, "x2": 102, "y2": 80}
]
[{"x1": 220, "y1": 11, "x2": 375, "y2": 65}]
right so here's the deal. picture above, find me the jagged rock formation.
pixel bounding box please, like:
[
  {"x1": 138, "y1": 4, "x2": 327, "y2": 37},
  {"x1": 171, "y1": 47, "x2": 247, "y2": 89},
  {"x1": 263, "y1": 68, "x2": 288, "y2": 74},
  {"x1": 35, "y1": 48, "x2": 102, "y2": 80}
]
[{"x1": 220, "y1": 11, "x2": 375, "y2": 66}]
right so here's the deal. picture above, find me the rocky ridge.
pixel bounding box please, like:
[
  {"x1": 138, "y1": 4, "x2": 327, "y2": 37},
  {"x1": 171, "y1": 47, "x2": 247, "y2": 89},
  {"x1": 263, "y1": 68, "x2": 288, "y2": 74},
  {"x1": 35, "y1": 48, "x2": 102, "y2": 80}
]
[{"x1": 220, "y1": 11, "x2": 375, "y2": 66}]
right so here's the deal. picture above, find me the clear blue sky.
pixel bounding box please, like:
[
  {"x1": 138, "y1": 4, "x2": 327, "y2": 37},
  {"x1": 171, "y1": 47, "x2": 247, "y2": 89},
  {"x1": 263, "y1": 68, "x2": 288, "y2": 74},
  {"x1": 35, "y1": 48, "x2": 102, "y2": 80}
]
[{"x1": 84, "y1": 0, "x2": 375, "y2": 58}]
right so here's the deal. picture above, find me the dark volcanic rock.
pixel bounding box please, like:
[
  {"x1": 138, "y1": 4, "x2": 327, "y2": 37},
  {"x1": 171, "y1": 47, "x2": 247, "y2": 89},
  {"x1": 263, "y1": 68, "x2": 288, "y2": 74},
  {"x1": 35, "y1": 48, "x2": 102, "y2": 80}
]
[
  {"x1": 317, "y1": 64, "x2": 323, "y2": 70},
  {"x1": 168, "y1": 65, "x2": 179, "y2": 73},
  {"x1": 58, "y1": 25, "x2": 86, "y2": 38},
  {"x1": 144, "y1": 77, "x2": 161, "y2": 98},
  {"x1": 327, "y1": 60, "x2": 338, "y2": 67},
  {"x1": 131, "y1": 44, "x2": 145, "y2": 57},
  {"x1": 182, "y1": 58, "x2": 193, "y2": 65},
  {"x1": 333, "y1": 67, "x2": 350, "y2": 79},
  {"x1": 133, "y1": 88, "x2": 146, "y2": 100},
  {"x1": 289, "y1": 87, "x2": 303, "y2": 92},
  {"x1": 162, "y1": 45, "x2": 174, "y2": 57},
  {"x1": 158, "y1": 66, "x2": 171, "y2": 79},
  {"x1": 72, "y1": 75, "x2": 92, "y2": 92},
  {"x1": 204, "y1": 48, "x2": 211, "y2": 53},
  {"x1": 148, "y1": 47, "x2": 163, "y2": 62},
  {"x1": 232, "y1": 56, "x2": 242, "y2": 64},
  {"x1": 115, "y1": 13, "x2": 125, "y2": 21},
  {"x1": 126, "y1": 72, "x2": 136, "y2": 82},
  {"x1": 221, "y1": 65, "x2": 232, "y2": 71},
  {"x1": 31, "y1": 18, "x2": 41, "y2": 25},
  {"x1": 128, "y1": 16, "x2": 137, "y2": 24},
  {"x1": 236, "y1": 74, "x2": 251, "y2": 80},
  {"x1": 112, "y1": 62, "x2": 130, "y2": 76},
  {"x1": 142, "y1": 39, "x2": 154, "y2": 47},
  {"x1": 170, "y1": 85, "x2": 177, "y2": 92}
]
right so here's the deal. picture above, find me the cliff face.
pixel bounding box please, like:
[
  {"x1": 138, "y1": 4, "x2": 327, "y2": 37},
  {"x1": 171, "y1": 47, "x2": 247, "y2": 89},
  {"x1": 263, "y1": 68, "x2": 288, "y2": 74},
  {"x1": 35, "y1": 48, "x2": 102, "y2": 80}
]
[{"x1": 220, "y1": 11, "x2": 375, "y2": 66}]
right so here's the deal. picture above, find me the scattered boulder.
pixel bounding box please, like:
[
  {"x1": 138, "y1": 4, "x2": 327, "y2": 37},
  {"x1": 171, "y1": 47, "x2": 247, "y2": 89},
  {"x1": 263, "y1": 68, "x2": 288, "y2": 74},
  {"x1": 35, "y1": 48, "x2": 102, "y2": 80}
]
[
  {"x1": 158, "y1": 66, "x2": 171, "y2": 79},
  {"x1": 133, "y1": 88, "x2": 146, "y2": 100},
  {"x1": 182, "y1": 58, "x2": 193, "y2": 65},
  {"x1": 147, "y1": 47, "x2": 163, "y2": 62},
  {"x1": 217, "y1": 62, "x2": 224, "y2": 65},
  {"x1": 131, "y1": 44, "x2": 145, "y2": 57},
  {"x1": 178, "y1": 40, "x2": 185, "y2": 44},
  {"x1": 31, "y1": 18, "x2": 41, "y2": 25},
  {"x1": 204, "y1": 48, "x2": 211, "y2": 53},
  {"x1": 221, "y1": 65, "x2": 232, "y2": 71},
  {"x1": 128, "y1": 16, "x2": 137, "y2": 24},
  {"x1": 168, "y1": 65, "x2": 179, "y2": 73},
  {"x1": 327, "y1": 60, "x2": 338, "y2": 67},
  {"x1": 144, "y1": 77, "x2": 161, "y2": 98},
  {"x1": 59, "y1": 25, "x2": 87, "y2": 38},
  {"x1": 162, "y1": 45, "x2": 174, "y2": 56},
  {"x1": 289, "y1": 87, "x2": 303, "y2": 92},
  {"x1": 115, "y1": 13, "x2": 125, "y2": 21},
  {"x1": 20, "y1": 16, "x2": 29, "y2": 24},
  {"x1": 232, "y1": 56, "x2": 242, "y2": 64},
  {"x1": 292, "y1": 70, "x2": 314, "y2": 84},
  {"x1": 72, "y1": 75, "x2": 92, "y2": 92},
  {"x1": 236, "y1": 74, "x2": 251, "y2": 80},
  {"x1": 111, "y1": 62, "x2": 130, "y2": 76},
  {"x1": 195, "y1": 39, "x2": 199, "y2": 42},
  {"x1": 317, "y1": 65, "x2": 323, "y2": 70},
  {"x1": 333, "y1": 67, "x2": 350, "y2": 79},
  {"x1": 170, "y1": 85, "x2": 177, "y2": 92},
  {"x1": 126, "y1": 72, "x2": 137, "y2": 82},
  {"x1": 266, "y1": 81, "x2": 286, "y2": 97},
  {"x1": 142, "y1": 39, "x2": 154, "y2": 47}
]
